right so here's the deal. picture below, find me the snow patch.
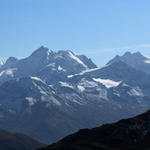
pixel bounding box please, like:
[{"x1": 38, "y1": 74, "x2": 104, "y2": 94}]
[
  {"x1": 80, "y1": 78, "x2": 98, "y2": 88},
  {"x1": 47, "y1": 63, "x2": 56, "y2": 67},
  {"x1": 142, "y1": 53, "x2": 150, "y2": 59},
  {"x1": 77, "y1": 85, "x2": 85, "y2": 92},
  {"x1": 6, "y1": 70, "x2": 14, "y2": 76},
  {"x1": 25, "y1": 97, "x2": 36, "y2": 106},
  {"x1": 67, "y1": 74, "x2": 74, "y2": 78},
  {"x1": 69, "y1": 52, "x2": 88, "y2": 69},
  {"x1": 128, "y1": 88, "x2": 144, "y2": 97},
  {"x1": 71, "y1": 99, "x2": 83, "y2": 105},
  {"x1": 31, "y1": 76, "x2": 44, "y2": 83},
  {"x1": 144, "y1": 60, "x2": 150, "y2": 64},
  {"x1": 0, "y1": 68, "x2": 17, "y2": 77},
  {"x1": 50, "y1": 96, "x2": 61, "y2": 106},
  {"x1": 141, "y1": 54, "x2": 150, "y2": 63},
  {"x1": 0, "y1": 60, "x2": 3, "y2": 66},
  {"x1": 47, "y1": 49, "x2": 51, "y2": 56},
  {"x1": 122, "y1": 83, "x2": 130, "y2": 87},
  {"x1": 58, "y1": 66, "x2": 66, "y2": 72},
  {"x1": 67, "y1": 67, "x2": 100, "y2": 78},
  {"x1": 32, "y1": 81, "x2": 48, "y2": 96},
  {"x1": 93, "y1": 78, "x2": 121, "y2": 88},
  {"x1": 42, "y1": 96, "x2": 61, "y2": 106},
  {"x1": 59, "y1": 82, "x2": 74, "y2": 89},
  {"x1": 0, "y1": 71, "x2": 4, "y2": 77}
]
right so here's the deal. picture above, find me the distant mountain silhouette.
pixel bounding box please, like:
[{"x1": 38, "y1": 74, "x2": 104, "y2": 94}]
[
  {"x1": 39, "y1": 110, "x2": 150, "y2": 150},
  {"x1": 0, "y1": 129, "x2": 44, "y2": 150}
]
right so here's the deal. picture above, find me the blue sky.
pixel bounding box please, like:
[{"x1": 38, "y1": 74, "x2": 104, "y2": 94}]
[{"x1": 0, "y1": 0, "x2": 150, "y2": 66}]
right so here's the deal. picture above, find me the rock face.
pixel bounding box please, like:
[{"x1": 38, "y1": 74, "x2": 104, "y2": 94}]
[
  {"x1": 38, "y1": 110, "x2": 150, "y2": 150},
  {"x1": 0, "y1": 48, "x2": 150, "y2": 144},
  {"x1": 0, "y1": 129, "x2": 44, "y2": 150}
]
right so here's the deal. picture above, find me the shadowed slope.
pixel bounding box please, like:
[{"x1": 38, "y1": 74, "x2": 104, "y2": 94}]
[
  {"x1": 0, "y1": 130, "x2": 45, "y2": 150},
  {"x1": 39, "y1": 110, "x2": 150, "y2": 150}
]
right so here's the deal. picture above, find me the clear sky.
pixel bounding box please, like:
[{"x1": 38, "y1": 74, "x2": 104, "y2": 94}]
[{"x1": 0, "y1": 0, "x2": 150, "y2": 66}]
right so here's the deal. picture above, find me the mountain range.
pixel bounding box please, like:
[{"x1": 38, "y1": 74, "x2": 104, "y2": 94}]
[{"x1": 0, "y1": 47, "x2": 150, "y2": 144}]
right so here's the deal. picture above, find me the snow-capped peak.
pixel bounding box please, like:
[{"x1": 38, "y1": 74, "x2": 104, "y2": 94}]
[
  {"x1": 107, "y1": 51, "x2": 150, "y2": 75},
  {"x1": 68, "y1": 51, "x2": 88, "y2": 69},
  {"x1": 108, "y1": 51, "x2": 147, "y2": 64},
  {"x1": 57, "y1": 50, "x2": 89, "y2": 69},
  {"x1": 56, "y1": 50, "x2": 96, "y2": 71}
]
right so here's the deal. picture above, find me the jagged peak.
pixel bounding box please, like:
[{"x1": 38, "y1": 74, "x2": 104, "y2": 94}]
[
  {"x1": 4, "y1": 57, "x2": 18, "y2": 68},
  {"x1": 122, "y1": 51, "x2": 146, "y2": 58},
  {"x1": 107, "y1": 51, "x2": 149, "y2": 65},
  {"x1": 31, "y1": 46, "x2": 52, "y2": 57},
  {"x1": 122, "y1": 51, "x2": 131, "y2": 57},
  {"x1": 133, "y1": 51, "x2": 142, "y2": 55},
  {"x1": 6, "y1": 57, "x2": 18, "y2": 62},
  {"x1": 133, "y1": 52, "x2": 150, "y2": 59}
]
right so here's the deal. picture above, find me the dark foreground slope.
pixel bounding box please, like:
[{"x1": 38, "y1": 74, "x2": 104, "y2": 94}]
[
  {"x1": 0, "y1": 130, "x2": 45, "y2": 150},
  {"x1": 39, "y1": 110, "x2": 150, "y2": 150}
]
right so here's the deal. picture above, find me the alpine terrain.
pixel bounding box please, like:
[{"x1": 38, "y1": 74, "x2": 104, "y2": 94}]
[{"x1": 0, "y1": 46, "x2": 150, "y2": 144}]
